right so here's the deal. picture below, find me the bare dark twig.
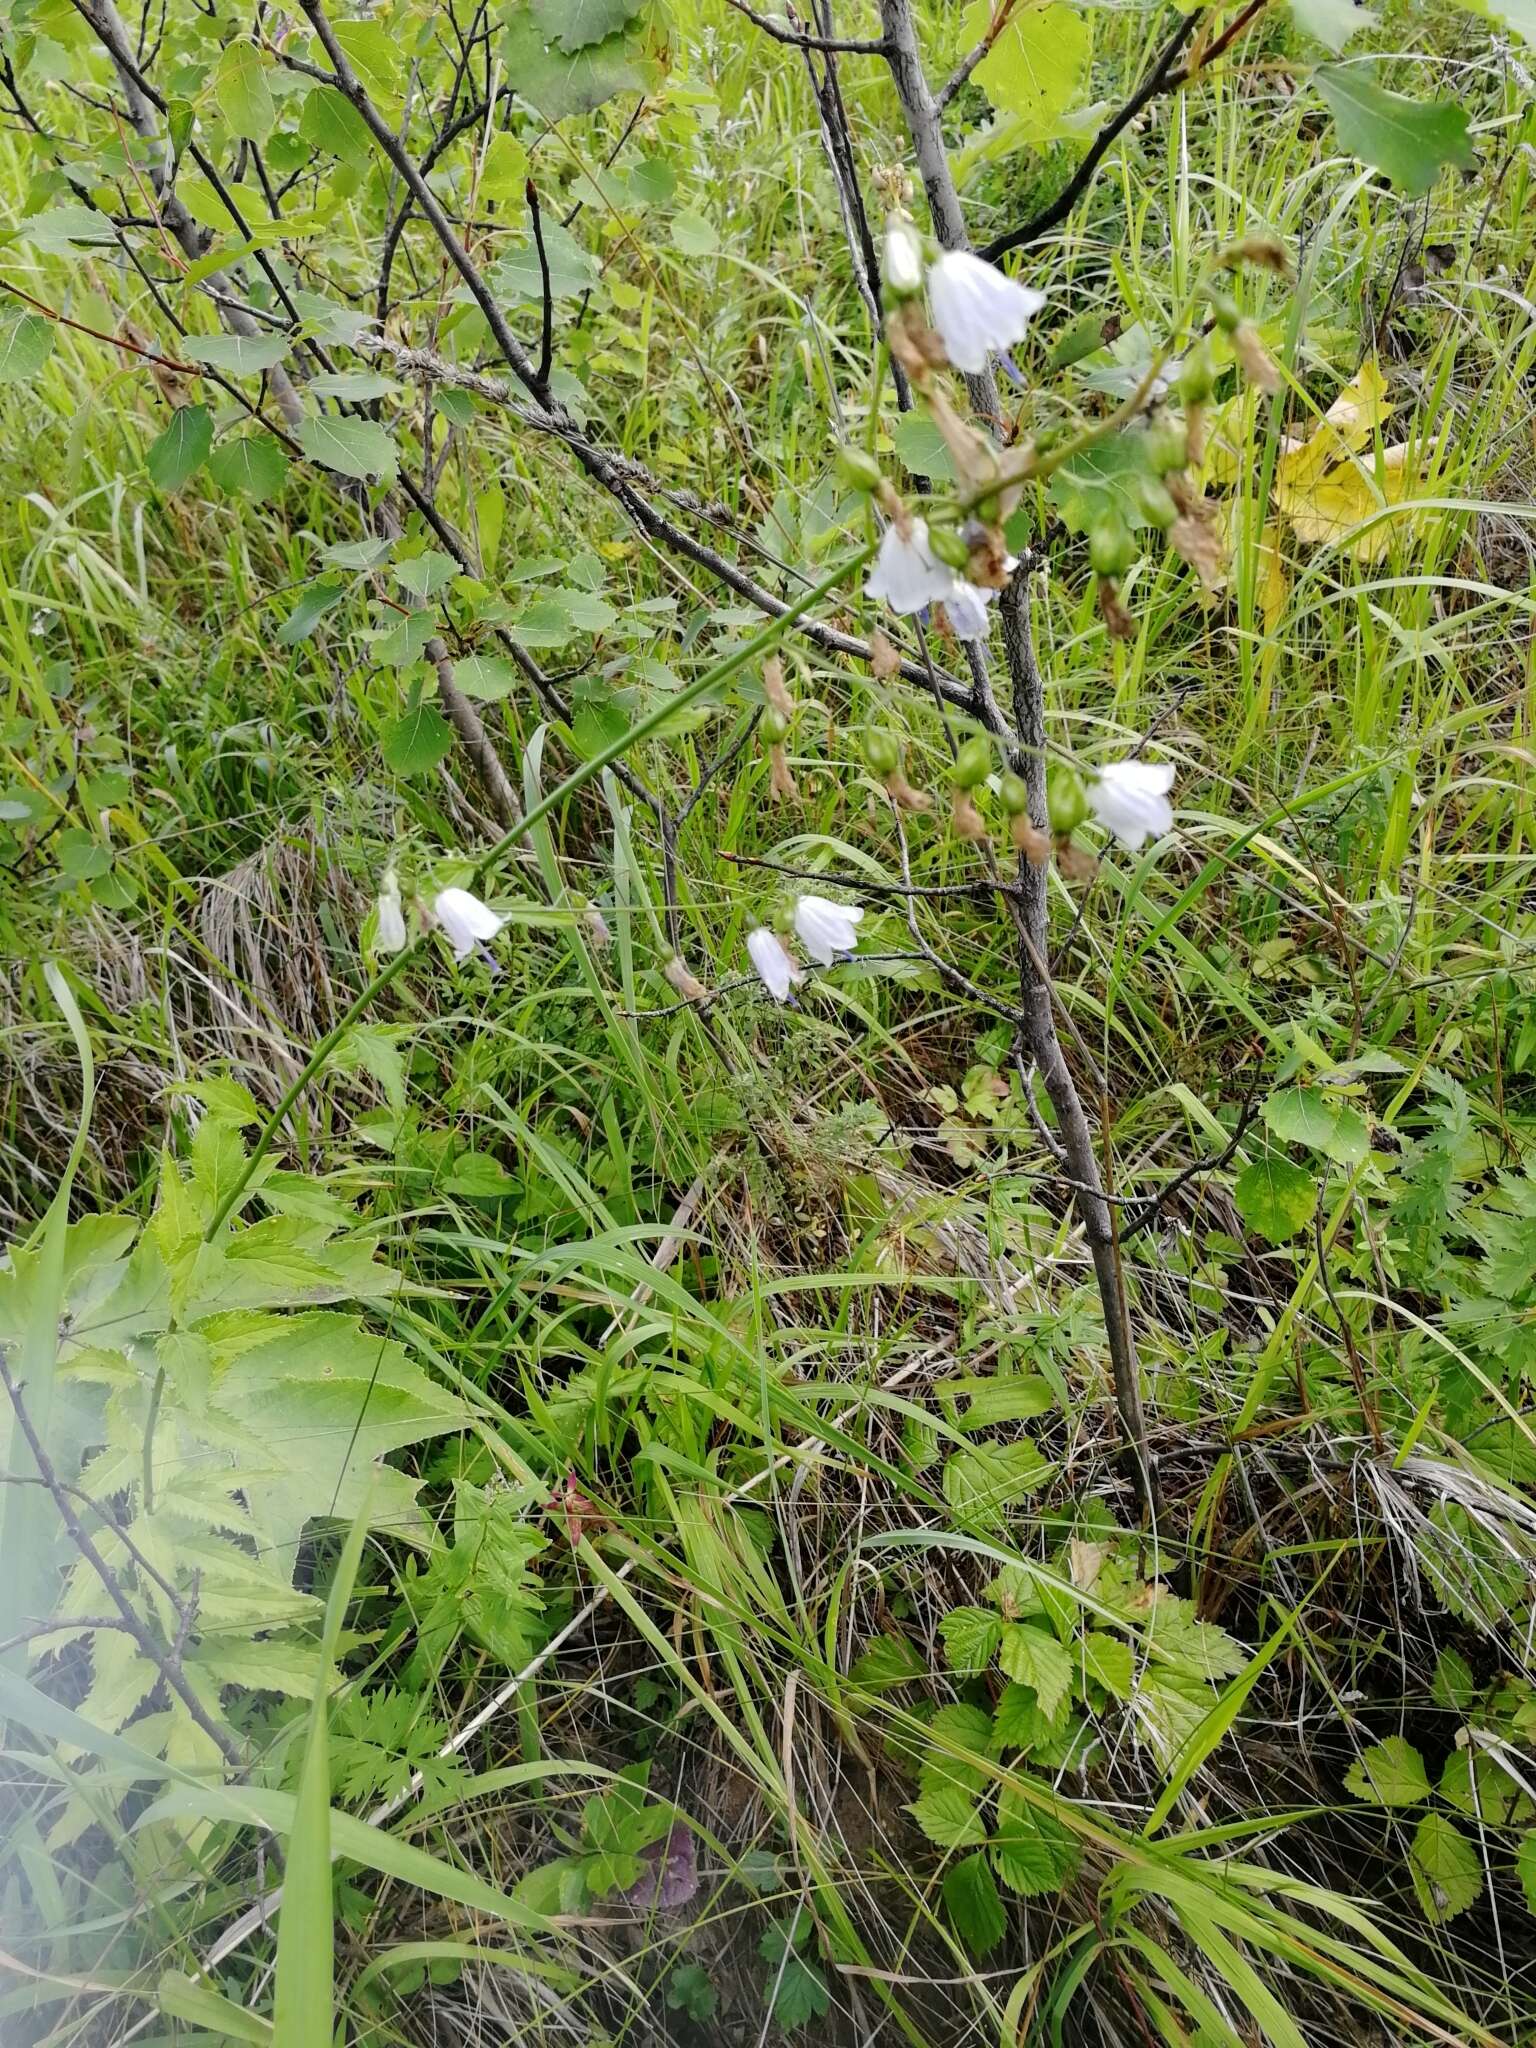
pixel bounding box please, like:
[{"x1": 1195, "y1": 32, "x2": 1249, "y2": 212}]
[
  {"x1": 526, "y1": 177, "x2": 554, "y2": 388},
  {"x1": 722, "y1": 0, "x2": 887, "y2": 53}
]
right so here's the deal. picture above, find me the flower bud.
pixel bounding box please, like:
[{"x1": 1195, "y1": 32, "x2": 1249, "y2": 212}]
[
  {"x1": 1141, "y1": 418, "x2": 1188, "y2": 475},
  {"x1": 863, "y1": 729, "x2": 901, "y2": 777},
  {"x1": 1047, "y1": 764, "x2": 1088, "y2": 836},
  {"x1": 762, "y1": 706, "x2": 792, "y2": 743},
  {"x1": 1089, "y1": 517, "x2": 1137, "y2": 580},
  {"x1": 998, "y1": 769, "x2": 1030, "y2": 817},
  {"x1": 927, "y1": 521, "x2": 972, "y2": 572},
  {"x1": 953, "y1": 734, "x2": 992, "y2": 789},
  {"x1": 835, "y1": 444, "x2": 884, "y2": 494},
  {"x1": 1136, "y1": 475, "x2": 1179, "y2": 532},
  {"x1": 881, "y1": 216, "x2": 925, "y2": 298},
  {"x1": 1178, "y1": 339, "x2": 1216, "y2": 408},
  {"x1": 1209, "y1": 289, "x2": 1241, "y2": 334}
]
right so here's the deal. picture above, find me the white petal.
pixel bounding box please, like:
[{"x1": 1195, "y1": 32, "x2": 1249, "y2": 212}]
[
  {"x1": 747, "y1": 927, "x2": 799, "y2": 1003},
  {"x1": 865, "y1": 518, "x2": 960, "y2": 616},
  {"x1": 374, "y1": 892, "x2": 407, "y2": 953},
  {"x1": 434, "y1": 886, "x2": 506, "y2": 961},
  {"x1": 793, "y1": 893, "x2": 864, "y2": 966},
  {"x1": 942, "y1": 580, "x2": 995, "y2": 641},
  {"x1": 927, "y1": 251, "x2": 1046, "y2": 375},
  {"x1": 882, "y1": 218, "x2": 925, "y2": 296},
  {"x1": 1086, "y1": 760, "x2": 1176, "y2": 851}
]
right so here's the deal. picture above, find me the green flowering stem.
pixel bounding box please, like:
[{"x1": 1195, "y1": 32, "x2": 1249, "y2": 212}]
[{"x1": 203, "y1": 540, "x2": 878, "y2": 1241}]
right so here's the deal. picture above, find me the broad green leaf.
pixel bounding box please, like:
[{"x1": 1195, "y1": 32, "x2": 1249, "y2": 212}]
[
  {"x1": 943, "y1": 1851, "x2": 1007, "y2": 1955},
  {"x1": 307, "y1": 369, "x2": 397, "y2": 402},
  {"x1": 1437, "y1": 1749, "x2": 1532, "y2": 1827},
  {"x1": 214, "y1": 39, "x2": 275, "y2": 142},
  {"x1": 208, "y1": 432, "x2": 288, "y2": 500},
  {"x1": 19, "y1": 204, "x2": 117, "y2": 254},
  {"x1": 919, "y1": 1703, "x2": 997, "y2": 1801},
  {"x1": 455, "y1": 654, "x2": 518, "y2": 701},
  {"x1": 295, "y1": 415, "x2": 398, "y2": 483},
  {"x1": 1233, "y1": 1155, "x2": 1316, "y2": 1242},
  {"x1": 997, "y1": 1624, "x2": 1072, "y2": 1721},
  {"x1": 0, "y1": 312, "x2": 55, "y2": 384},
  {"x1": 478, "y1": 131, "x2": 530, "y2": 200},
  {"x1": 181, "y1": 331, "x2": 289, "y2": 375},
  {"x1": 1289, "y1": 0, "x2": 1378, "y2": 46},
  {"x1": 533, "y1": 0, "x2": 642, "y2": 53},
  {"x1": 331, "y1": 19, "x2": 400, "y2": 100},
  {"x1": 495, "y1": 222, "x2": 599, "y2": 301},
  {"x1": 1343, "y1": 1735, "x2": 1430, "y2": 1807},
  {"x1": 502, "y1": 6, "x2": 643, "y2": 118},
  {"x1": 989, "y1": 1782, "x2": 1080, "y2": 1896},
  {"x1": 993, "y1": 1681, "x2": 1068, "y2": 1751},
  {"x1": 906, "y1": 1782, "x2": 987, "y2": 1850},
  {"x1": 1466, "y1": 0, "x2": 1536, "y2": 42},
  {"x1": 375, "y1": 610, "x2": 437, "y2": 666},
  {"x1": 146, "y1": 404, "x2": 212, "y2": 491},
  {"x1": 1081, "y1": 1631, "x2": 1136, "y2": 1700},
  {"x1": 382, "y1": 703, "x2": 455, "y2": 775},
  {"x1": 1315, "y1": 67, "x2": 1475, "y2": 196},
  {"x1": 298, "y1": 86, "x2": 373, "y2": 166},
  {"x1": 394, "y1": 551, "x2": 459, "y2": 599},
  {"x1": 942, "y1": 1440, "x2": 1052, "y2": 1527},
  {"x1": 1048, "y1": 430, "x2": 1163, "y2": 536},
  {"x1": 277, "y1": 576, "x2": 347, "y2": 644},
  {"x1": 848, "y1": 1633, "x2": 925, "y2": 1690},
  {"x1": 1261, "y1": 1085, "x2": 1369, "y2": 1165},
  {"x1": 1407, "y1": 1810, "x2": 1482, "y2": 1922},
  {"x1": 1431, "y1": 1648, "x2": 1477, "y2": 1713},
  {"x1": 939, "y1": 1604, "x2": 1003, "y2": 1677},
  {"x1": 891, "y1": 411, "x2": 957, "y2": 483},
  {"x1": 963, "y1": 0, "x2": 1092, "y2": 140}
]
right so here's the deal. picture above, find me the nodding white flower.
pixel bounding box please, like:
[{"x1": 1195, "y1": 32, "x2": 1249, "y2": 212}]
[
  {"x1": 882, "y1": 217, "x2": 926, "y2": 297},
  {"x1": 747, "y1": 927, "x2": 800, "y2": 1003},
  {"x1": 927, "y1": 251, "x2": 1045, "y2": 375},
  {"x1": 374, "y1": 868, "x2": 407, "y2": 954},
  {"x1": 942, "y1": 580, "x2": 998, "y2": 641},
  {"x1": 434, "y1": 885, "x2": 506, "y2": 961},
  {"x1": 794, "y1": 894, "x2": 864, "y2": 966},
  {"x1": 1087, "y1": 759, "x2": 1176, "y2": 851},
  {"x1": 866, "y1": 518, "x2": 960, "y2": 615}
]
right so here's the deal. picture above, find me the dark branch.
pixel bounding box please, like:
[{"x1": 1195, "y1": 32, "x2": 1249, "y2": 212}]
[{"x1": 723, "y1": 0, "x2": 887, "y2": 53}]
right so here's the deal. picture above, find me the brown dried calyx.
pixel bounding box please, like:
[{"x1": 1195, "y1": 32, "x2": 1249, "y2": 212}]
[{"x1": 1166, "y1": 473, "x2": 1227, "y2": 593}]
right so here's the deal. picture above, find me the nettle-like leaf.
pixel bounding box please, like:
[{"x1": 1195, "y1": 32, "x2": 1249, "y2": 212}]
[
  {"x1": 943, "y1": 1851, "x2": 1007, "y2": 1955},
  {"x1": 1315, "y1": 66, "x2": 1476, "y2": 197},
  {"x1": 998, "y1": 1623, "x2": 1072, "y2": 1721},
  {"x1": 989, "y1": 1781, "x2": 1081, "y2": 1897},
  {"x1": 1408, "y1": 1810, "x2": 1482, "y2": 1922},
  {"x1": 940, "y1": 1604, "x2": 1004, "y2": 1677},
  {"x1": 918, "y1": 1702, "x2": 997, "y2": 1802},
  {"x1": 942, "y1": 1439, "x2": 1053, "y2": 1527},
  {"x1": 23, "y1": 1129, "x2": 468, "y2": 1796},
  {"x1": 907, "y1": 1781, "x2": 988, "y2": 1850},
  {"x1": 1344, "y1": 1735, "x2": 1431, "y2": 1807}
]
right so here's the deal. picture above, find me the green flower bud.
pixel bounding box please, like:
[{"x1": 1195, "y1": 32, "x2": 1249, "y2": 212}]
[
  {"x1": 1209, "y1": 289, "x2": 1241, "y2": 335},
  {"x1": 928, "y1": 521, "x2": 972, "y2": 572},
  {"x1": 863, "y1": 730, "x2": 901, "y2": 777},
  {"x1": 835, "y1": 444, "x2": 884, "y2": 494},
  {"x1": 953, "y1": 734, "x2": 992, "y2": 790},
  {"x1": 1088, "y1": 516, "x2": 1137, "y2": 579},
  {"x1": 1047, "y1": 764, "x2": 1088, "y2": 836},
  {"x1": 762, "y1": 706, "x2": 792, "y2": 743},
  {"x1": 1178, "y1": 339, "x2": 1216, "y2": 407},
  {"x1": 998, "y1": 770, "x2": 1030, "y2": 817},
  {"x1": 1141, "y1": 418, "x2": 1188, "y2": 475},
  {"x1": 1136, "y1": 475, "x2": 1179, "y2": 532}
]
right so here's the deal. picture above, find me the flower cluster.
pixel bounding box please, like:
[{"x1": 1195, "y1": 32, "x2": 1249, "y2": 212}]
[{"x1": 747, "y1": 894, "x2": 865, "y2": 1003}]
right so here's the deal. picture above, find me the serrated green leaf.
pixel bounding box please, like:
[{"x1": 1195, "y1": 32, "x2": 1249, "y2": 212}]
[
  {"x1": 907, "y1": 1781, "x2": 987, "y2": 1849},
  {"x1": 939, "y1": 1604, "x2": 1003, "y2": 1677},
  {"x1": 146, "y1": 404, "x2": 212, "y2": 492},
  {"x1": 277, "y1": 576, "x2": 347, "y2": 645},
  {"x1": 850, "y1": 1632, "x2": 926, "y2": 1690},
  {"x1": 1438, "y1": 1748, "x2": 1532, "y2": 1827},
  {"x1": 919, "y1": 1702, "x2": 997, "y2": 1801},
  {"x1": 295, "y1": 414, "x2": 397, "y2": 483},
  {"x1": 1081, "y1": 1631, "x2": 1136, "y2": 1700},
  {"x1": 1233, "y1": 1154, "x2": 1316, "y2": 1242},
  {"x1": 890, "y1": 410, "x2": 957, "y2": 483},
  {"x1": 455, "y1": 655, "x2": 518, "y2": 701},
  {"x1": 1048, "y1": 430, "x2": 1162, "y2": 536},
  {"x1": 943, "y1": 1851, "x2": 1007, "y2": 1955},
  {"x1": 382, "y1": 703, "x2": 455, "y2": 775},
  {"x1": 989, "y1": 1782, "x2": 1080, "y2": 1896},
  {"x1": 1315, "y1": 67, "x2": 1476, "y2": 197},
  {"x1": 1430, "y1": 1647, "x2": 1477, "y2": 1713},
  {"x1": 1344, "y1": 1735, "x2": 1430, "y2": 1807},
  {"x1": 993, "y1": 1681, "x2": 1068, "y2": 1751},
  {"x1": 943, "y1": 1440, "x2": 1052, "y2": 1527},
  {"x1": 1408, "y1": 1809, "x2": 1482, "y2": 1921},
  {"x1": 502, "y1": 7, "x2": 643, "y2": 119},
  {"x1": 298, "y1": 86, "x2": 373, "y2": 166},
  {"x1": 998, "y1": 1624, "x2": 1072, "y2": 1721},
  {"x1": 394, "y1": 551, "x2": 458, "y2": 600}
]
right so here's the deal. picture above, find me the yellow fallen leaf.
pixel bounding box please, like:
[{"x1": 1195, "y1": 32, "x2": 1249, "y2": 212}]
[{"x1": 1284, "y1": 442, "x2": 1423, "y2": 559}]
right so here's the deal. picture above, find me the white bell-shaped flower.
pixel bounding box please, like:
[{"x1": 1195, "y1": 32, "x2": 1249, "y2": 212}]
[
  {"x1": 942, "y1": 580, "x2": 997, "y2": 641},
  {"x1": 374, "y1": 868, "x2": 407, "y2": 954},
  {"x1": 434, "y1": 885, "x2": 506, "y2": 961},
  {"x1": 1087, "y1": 760, "x2": 1176, "y2": 851},
  {"x1": 927, "y1": 250, "x2": 1045, "y2": 375},
  {"x1": 793, "y1": 894, "x2": 864, "y2": 967},
  {"x1": 881, "y1": 217, "x2": 925, "y2": 297},
  {"x1": 866, "y1": 518, "x2": 960, "y2": 615},
  {"x1": 747, "y1": 927, "x2": 800, "y2": 1003}
]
